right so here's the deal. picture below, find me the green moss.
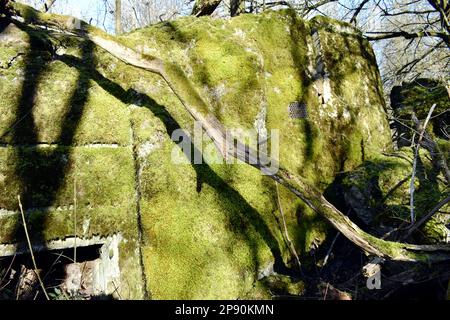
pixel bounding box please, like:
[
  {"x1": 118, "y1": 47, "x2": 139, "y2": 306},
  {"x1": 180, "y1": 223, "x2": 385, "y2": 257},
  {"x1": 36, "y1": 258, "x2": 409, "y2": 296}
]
[
  {"x1": 341, "y1": 148, "x2": 449, "y2": 242},
  {"x1": 0, "y1": 143, "x2": 138, "y2": 272},
  {"x1": 130, "y1": 106, "x2": 284, "y2": 299},
  {"x1": 437, "y1": 139, "x2": 450, "y2": 164},
  {"x1": 422, "y1": 217, "x2": 449, "y2": 244},
  {"x1": 295, "y1": 201, "x2": 329, "y2": 254},
  {"x1": 0, "y1": 55, "x2": 130, "y2": 146},
  {"x1": 259, "y1": 274, "x2": 305, "y2": 297},
  {"x1": 391, "y1": 79, "x2": 449, "y2": 142},
  {"x1": 0, "y1": 204, "x2": 136, "y2": 243},
  {"x1": 0, "y1": 45, "x2": 22, "y2": 69},
  {"x1": 0, "y1": 146, "x2": 135, "y2": 210},
  {"x1": 395, "y1": 79, "x2": 449, "y2": 119},
  {"x1": 0, "y1": 9, "x2": 398, "y2": 299}
]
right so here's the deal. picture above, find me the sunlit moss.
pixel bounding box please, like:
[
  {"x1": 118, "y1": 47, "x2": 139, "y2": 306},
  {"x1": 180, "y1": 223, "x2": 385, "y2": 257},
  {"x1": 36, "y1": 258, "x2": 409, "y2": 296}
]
[{"x1": 0, "y1": 9, "x2": 395, "y2": 299}]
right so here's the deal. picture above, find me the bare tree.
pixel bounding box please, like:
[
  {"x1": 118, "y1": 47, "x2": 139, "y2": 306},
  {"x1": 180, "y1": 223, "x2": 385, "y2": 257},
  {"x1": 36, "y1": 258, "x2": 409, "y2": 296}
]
[
  {"x1": 357, "y1": 1, "x2": 449, "y2": 88},
  {"x1": 41, "y1": 0, "x2": 56, "y2": 12},
  {"x1": 245, "y1": 0, "x2": 449, "y2": 93},
  {"x1": 115, "y1": 0, "x2": 122, "y2": 34},
  {"x1": 12, "y1": 0, "x2": 449, "y2": 92},
  {"x1": 120, "y1": 0, "x2": 192, "y2": 31},
  {"x1": 230, "y1": 0, "x2": 245, "y2": 16}
]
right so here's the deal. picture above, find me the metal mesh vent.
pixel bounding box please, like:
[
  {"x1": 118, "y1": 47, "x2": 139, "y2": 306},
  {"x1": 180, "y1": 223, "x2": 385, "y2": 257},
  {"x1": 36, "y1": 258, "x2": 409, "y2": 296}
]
[{"x1": 288, "y1": 102, "x2": 308, "y2": 119}]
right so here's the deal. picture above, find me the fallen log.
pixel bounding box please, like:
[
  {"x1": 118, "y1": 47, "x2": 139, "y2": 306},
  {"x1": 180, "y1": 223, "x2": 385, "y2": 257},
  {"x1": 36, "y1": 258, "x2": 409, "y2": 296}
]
[{"x1": 3, "y1": 1, "x2": 450, "y2": 263}]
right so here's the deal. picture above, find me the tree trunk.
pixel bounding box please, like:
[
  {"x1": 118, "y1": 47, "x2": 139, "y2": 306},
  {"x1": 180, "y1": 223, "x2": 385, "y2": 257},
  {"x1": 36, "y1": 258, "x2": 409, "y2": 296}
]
[
  {"x1": 115, "y1": 0, "x2": 122, "y2": 35},
  {"x1": 4, "y1": 1, "x2": 450, "y2": 264},
  {"x1": 41, "y1": 0, "x2": 56, "y2": 12},
  {"x1": 192, "y1": 0, "x2": 222, "y2": 16},
  {"x1": 230, "y1": 0, "x2": 245, "y2": 17}
]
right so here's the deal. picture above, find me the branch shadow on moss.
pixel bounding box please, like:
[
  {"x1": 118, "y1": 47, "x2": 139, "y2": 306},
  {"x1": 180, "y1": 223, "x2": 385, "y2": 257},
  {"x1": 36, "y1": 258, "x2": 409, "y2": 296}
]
[
  {"x1": 2, "y1": 20, "x2": 93, "y2": 299},
  {"x1": 57, "y1": 51, "x2": 298, "y2": 295}
]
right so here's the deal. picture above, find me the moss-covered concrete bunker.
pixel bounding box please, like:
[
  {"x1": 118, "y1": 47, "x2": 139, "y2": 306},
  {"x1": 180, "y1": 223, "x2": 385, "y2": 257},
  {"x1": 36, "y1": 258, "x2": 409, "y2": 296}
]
[
  {"x1": 0, "y1": 10, "x2": 392, "y2": 299},
  {"x1": 391, "y1": 78, "x2": 450, "y2": 147}
]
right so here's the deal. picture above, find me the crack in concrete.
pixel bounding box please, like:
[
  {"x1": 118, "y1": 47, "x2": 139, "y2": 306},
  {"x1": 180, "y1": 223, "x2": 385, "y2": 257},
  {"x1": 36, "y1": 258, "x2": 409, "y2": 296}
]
[
  {"x1": 0, "y1": 52, "x2": 24, "y2": 69},
  {"x1": 128, "y1": 110, "x2": 150, "y2": 300}
]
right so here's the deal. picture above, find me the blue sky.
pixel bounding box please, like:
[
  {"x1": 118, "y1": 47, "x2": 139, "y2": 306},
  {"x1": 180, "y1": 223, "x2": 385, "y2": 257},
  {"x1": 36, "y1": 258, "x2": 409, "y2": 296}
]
[
  {"x1": 57, "y1": 0, "x2": 115, "y2": 31},
  {"x1": 30, "y1": 0, "x2": 115, "y2": 32},
  {"x1": 28, "y1": 0, "x2": 364, "y2": 34}
]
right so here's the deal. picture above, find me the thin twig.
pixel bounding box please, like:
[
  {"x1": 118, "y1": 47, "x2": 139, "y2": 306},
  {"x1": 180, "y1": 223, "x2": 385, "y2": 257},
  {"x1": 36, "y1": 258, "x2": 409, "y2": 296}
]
[
  {"x1": 49, "y1": 252, "x2": 75, "y2": 263},
  {"x1": 0, "y1": 279, "x2": 12, "y2": 291},
  {"x1": 17, "y1": 195, "x2": 50, "y2": 300},
  {"x1": 404, "y1": 194, "x2": 450, "y2": 239},
  {"x1": 0, "y1": 253, "x2": 16, "y2": 285},
  {"x1": 43, "y1": 0, "x2": 56, "y2": 12},
  {"x1": 409, "y1": 104, "x2": 436, "y2": 223},
  {"x1": 73, "y1": 177, "x2": 77, "y2": 264},
  {"x1": 112, "y1": 280, "x2": 122, "y2": 300},
  {"x1": 322, "y1": 232, "x2": 340, "y2": 267},
  {"x1": 275, "y1": 182, "x2": 301, "y2": 270},
  {"x1": 350, "y1": 0, "x2": 370, "y2": 25},
  {"x1": 0, "y1": 253, "x2": 16, "y2": 292},
  {"x1": 42, "y1": 251, "x2": 64, "y2": 283},
  {"x1": 323, "y1": 282, "x2": 329, "y2": 300}
]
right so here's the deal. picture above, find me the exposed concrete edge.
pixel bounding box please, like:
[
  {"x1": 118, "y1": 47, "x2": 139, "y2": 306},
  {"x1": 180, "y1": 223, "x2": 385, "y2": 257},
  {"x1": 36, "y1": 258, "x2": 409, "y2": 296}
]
[
  {"x1": 0, "y1": 143, "x2": 122, "y2": 149},
  {"x1": 0, "y1": 234, "x2": 119, "y2": 257},
  {"x1": 0, "y1": 204, "x2": 112, "y2": 218}
]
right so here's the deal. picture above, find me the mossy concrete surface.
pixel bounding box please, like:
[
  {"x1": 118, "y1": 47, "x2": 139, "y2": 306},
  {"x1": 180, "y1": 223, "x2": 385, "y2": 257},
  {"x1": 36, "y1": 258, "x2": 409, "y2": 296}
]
[
  {"x1": 391, "y1": 78, "x2": 450, "y2": 146},
  {"x1": 341, "y1": 149, "x2": 449, "y2": 242},
  {"x1": 0, "y1": 10, "x2": 392, "y2": 299}
]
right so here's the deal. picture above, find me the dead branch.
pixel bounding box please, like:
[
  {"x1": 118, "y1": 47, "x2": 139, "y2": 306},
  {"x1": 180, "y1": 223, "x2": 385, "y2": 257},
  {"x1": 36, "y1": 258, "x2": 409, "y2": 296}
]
[
  {"x1": 191, "y1": 0, "x2": 222, "y2": 17},
  {"x1": 404, "y1": 194, "x2": 450, "y2": 239},
  {"x1": 275, "y1": 182, "x2": 302, "y2": 269},
  {"x1": 17, "y1": 195, "x2": 49, "y2": 300},
  {"x1": 365, "y1": 30, "x2": 450, "y2": 45},
  {"x1": 350, "y1": 0, "x2": 370, "y2": 25},
  {"x1": 41, "y1": 0, "x2": 56, "y2": 13},
  {"x1": 409, "y1": 104, "x2": 437, "y2": 223},
  {"x1": 412, "y1": 112, "x2": 450, "y2": 185},
  {"x1": 3, "y1": 1, "x2": 450, "y2": 263},
  {"x1": 322, "y1": 232, "x2": 340, "y2": 267}
]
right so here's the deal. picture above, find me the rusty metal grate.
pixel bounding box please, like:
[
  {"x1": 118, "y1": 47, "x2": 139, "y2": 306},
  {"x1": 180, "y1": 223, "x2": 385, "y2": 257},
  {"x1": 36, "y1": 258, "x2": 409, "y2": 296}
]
[{"x1": 288, "y1": 101, "x2": 308, "y2": 119}]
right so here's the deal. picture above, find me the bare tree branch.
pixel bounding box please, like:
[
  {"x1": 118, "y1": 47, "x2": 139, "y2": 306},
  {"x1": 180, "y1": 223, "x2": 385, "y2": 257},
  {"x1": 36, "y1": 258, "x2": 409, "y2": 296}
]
[
  {"x1": 366, "y1": 30, "x2": 449, "y2": 45},
  {"x1": 115, "y1": 0, "x2": 122, "y2": 35},
  {"x1": 41, "y1": 0, "x2": 56, "y2": 13},
  {"x1": 191, "y1": 0, "x2": 222, "y2": 16},
  {"x1": 409, "y1": 104, "x2": 436, "y2": 223},
  {"x1": 405, "y1": 194, "x2": 450, "y2": 239},
  {"x1": 350, "y1": 0, "x2": 370, "y2": 25}
]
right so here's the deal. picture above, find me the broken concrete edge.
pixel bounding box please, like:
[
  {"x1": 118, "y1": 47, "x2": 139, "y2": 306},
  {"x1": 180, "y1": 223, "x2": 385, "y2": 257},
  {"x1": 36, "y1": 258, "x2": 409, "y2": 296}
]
[
  {"x1": 0, "y1": 233, "x2": 124, "y2": 298},
  {"x1": 0, "y1": 233, "x2": 119, "y2": 256}
]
